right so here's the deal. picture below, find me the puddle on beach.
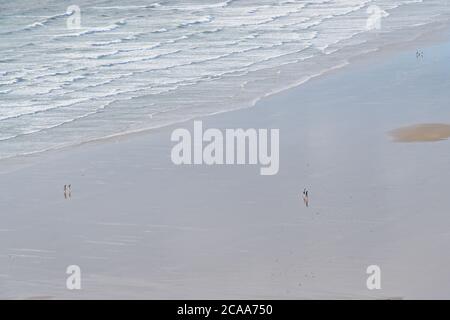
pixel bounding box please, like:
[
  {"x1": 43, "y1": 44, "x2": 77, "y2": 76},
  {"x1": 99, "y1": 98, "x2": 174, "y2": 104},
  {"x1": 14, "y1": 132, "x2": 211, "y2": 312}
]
[{"x1": 389, "y1": 123, "x2": 450, "y2": 142}]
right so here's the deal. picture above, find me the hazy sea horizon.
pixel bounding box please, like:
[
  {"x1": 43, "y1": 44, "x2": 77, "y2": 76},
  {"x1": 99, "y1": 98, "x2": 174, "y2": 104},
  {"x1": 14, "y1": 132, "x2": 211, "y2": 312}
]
[{"x1": 1, "y1": 0, "x2": 450, "y2": 159}]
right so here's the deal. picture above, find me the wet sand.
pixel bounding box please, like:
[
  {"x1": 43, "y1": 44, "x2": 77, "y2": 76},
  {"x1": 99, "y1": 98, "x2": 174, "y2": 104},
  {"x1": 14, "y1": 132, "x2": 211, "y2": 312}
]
[{"x1": 1, "y1": 29, "x2": 450, "y2": 299}]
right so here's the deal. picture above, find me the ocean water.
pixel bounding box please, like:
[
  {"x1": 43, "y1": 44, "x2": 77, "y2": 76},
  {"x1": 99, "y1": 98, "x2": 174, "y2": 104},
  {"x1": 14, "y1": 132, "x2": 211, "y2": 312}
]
[{"x1": 0, "y1": 0, "x2": 449, "y2": 159}]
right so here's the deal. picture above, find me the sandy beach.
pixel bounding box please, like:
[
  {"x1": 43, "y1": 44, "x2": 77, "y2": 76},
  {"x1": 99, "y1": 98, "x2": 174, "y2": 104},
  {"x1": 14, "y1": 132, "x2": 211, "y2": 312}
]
[
  {"x1": 2, "y1": 17, "x2": 450, "y2": 300},
  {"x1": 390, "y1": 123, "x2": 450, "y2": 142}
]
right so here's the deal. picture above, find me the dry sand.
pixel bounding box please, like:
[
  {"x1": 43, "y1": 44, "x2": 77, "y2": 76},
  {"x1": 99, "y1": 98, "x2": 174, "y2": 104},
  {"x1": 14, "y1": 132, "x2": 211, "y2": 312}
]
[{"x1": 390, "y1": 123, "x2": 450, "y2": 142}]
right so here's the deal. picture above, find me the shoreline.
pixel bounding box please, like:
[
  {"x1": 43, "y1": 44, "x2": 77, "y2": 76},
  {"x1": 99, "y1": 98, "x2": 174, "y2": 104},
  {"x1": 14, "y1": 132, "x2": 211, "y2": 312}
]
[{"x1": 1, "y1": 17, "x2": 450, "y2": 172}]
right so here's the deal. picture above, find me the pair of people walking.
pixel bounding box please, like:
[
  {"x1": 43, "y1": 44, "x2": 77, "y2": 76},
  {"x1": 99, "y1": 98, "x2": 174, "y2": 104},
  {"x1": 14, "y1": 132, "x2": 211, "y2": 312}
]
[
  {"x1": 416, "y1": 49, "x2": 424, "y2": 59},
  {"x1": 64, "y1": 184, "x2": 72, "y2": 199}
]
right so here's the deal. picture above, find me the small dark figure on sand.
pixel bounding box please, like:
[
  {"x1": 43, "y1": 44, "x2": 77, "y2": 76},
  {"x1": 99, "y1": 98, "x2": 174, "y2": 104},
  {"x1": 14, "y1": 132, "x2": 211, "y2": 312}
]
[
  {"x1": 302, "y1": 188, "x2": 309, "y2": 207},
  {"x1": 64, "y1": 184, "x2": 72, "y2": 199},
  {"x1": 416, "y1": 50, "x2": 424, "y2": 59}
]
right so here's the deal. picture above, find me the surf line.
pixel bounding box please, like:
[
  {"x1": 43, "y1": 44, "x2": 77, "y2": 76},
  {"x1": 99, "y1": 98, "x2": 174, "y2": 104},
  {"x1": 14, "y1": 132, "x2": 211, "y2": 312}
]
[{"x1": 171, "y1": 120, "x2": 279, "y2": 175}]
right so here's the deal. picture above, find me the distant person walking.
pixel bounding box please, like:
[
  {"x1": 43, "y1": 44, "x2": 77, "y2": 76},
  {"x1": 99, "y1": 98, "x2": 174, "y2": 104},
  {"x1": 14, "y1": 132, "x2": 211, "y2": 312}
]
[{"x1": 302, "y1": 188, "x2": 309, "y2": 207}]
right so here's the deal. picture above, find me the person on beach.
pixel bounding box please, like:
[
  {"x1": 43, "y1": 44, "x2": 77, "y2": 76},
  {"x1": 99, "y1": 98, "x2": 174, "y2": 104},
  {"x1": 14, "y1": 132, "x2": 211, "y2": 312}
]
[
  {"x1": 416, "y1": 50, "x2": 424, "y2": 59},
  {"x1": 302, "y1": 188, "x2": 309, "y2": 207},
  {"x1": 64, "y1": 184, "x2": 72, "y2": 199}
]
